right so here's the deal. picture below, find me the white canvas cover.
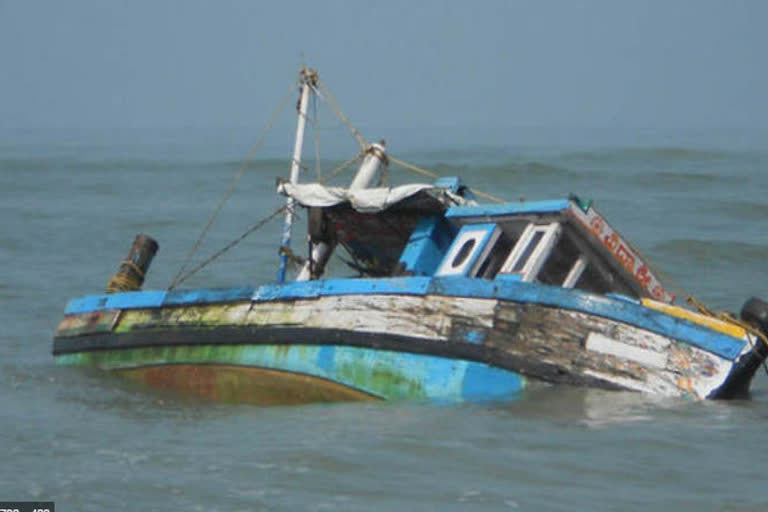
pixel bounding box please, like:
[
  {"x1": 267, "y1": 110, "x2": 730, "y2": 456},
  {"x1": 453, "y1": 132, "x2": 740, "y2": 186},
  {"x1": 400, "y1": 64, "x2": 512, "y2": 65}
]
[{"x1": 277, "y1": 182, "x2": 465, "y2": 213}]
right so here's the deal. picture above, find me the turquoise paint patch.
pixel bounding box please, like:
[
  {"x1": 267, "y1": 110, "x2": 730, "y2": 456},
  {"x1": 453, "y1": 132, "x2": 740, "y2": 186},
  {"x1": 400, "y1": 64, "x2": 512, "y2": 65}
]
[
  {"x1": 327, "y1": 347, "x2": 495, "y2": 401},
  {"x1": 461, "y1": 362, "x2": 525, "y2": 400},
  {"x1": 253, "y1": 281, "x2": 323, "y2": 301},
  {"x1": 316, "y1": 345, "x2": 336, "y2": 372},
  {"x1": 446, "y1": 199, "x2": 570, "y2": 218},
  {"x1": 164, "y1": 287, "x2": 255, "y2": 305},
  {"x1": 495, "y1": 273, "x2": 522, "y2": 282},
  {"x1": 321, "y1": 277, "x2": 431, "y2": 296},
  {"x1": 463, "y1": 330, "x2": 486, "y2": 344},
  {"x1": 569, "y1": 194, "x2": 593, "y2": 213}
]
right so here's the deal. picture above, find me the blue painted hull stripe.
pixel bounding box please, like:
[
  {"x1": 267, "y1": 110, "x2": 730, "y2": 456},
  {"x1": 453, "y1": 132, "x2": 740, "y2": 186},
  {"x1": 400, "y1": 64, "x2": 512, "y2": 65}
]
[
  {"x1": 64, "y1": 276, "x2": 745, "y2": 360},
  {"x1": 66, "y1": 288, "x2": 257, "y2": 314},
  {"x1": 115, "y1": 344, "x2": 525, "y2": 402},
  {"x1": 320, "y1": 276, "x2": 432, "y2": 296},
  {"x1": 247, "y1": 345, "x2": 525, "y2": 402},
  {"x1": 253, "y1": 281, "x2": 323, "y2": 301},
  {"x1": 65, "y1": 290, "x2": 167, "y2": 315},
  {"x1": 164, "y1": 286, "x2": 256, "y2": 305},
  {"x1": 446, "y1": 198, "x2": 570, "y2": 218}
]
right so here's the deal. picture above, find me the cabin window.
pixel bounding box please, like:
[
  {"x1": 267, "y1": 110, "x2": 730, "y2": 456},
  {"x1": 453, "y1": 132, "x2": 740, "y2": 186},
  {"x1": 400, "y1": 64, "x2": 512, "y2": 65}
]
[
  {"x1": 500, "y1": 222, "x2": 562, "y2": 282},
  {"x1": 537, "y1": 232, "x2": 586, "y2": 287},
  {"x1": 475, "y1": 235, "x2": 514, "y2": 279},
  {"x1": 511, "y1": 231, "x2": 545, "y2": 273},
  {"x1": 451, "y1": 239, "x2": 476, "y2": 268},
  {"x1": 573, "y1": 263, "x2": 613, "y2": 295},
  {"x1": 485, "y1": 219, "x2": 641, "y2": 298},
  {"x1": 436, "y1": 223, "x2": 501, "y2": 277},
  {"x1": 562, "y1": 256, "x2": 588, "y2": 288}
]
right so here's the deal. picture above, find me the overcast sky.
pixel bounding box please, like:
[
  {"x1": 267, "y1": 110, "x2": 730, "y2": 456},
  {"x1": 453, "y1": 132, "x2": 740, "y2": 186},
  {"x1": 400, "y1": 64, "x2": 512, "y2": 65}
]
[{"x1": 1, "y1": 1, "x2": 767, "y2": 149}]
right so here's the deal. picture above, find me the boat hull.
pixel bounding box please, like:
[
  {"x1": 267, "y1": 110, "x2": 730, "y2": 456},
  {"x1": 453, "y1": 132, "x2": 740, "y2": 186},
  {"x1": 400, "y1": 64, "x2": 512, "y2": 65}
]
[
  {"x1": 53, "y1": 277, "x2": 763, "y2": 403},
  {"x1": 56, "y1": 343, "x2": 526, "y2": 404},
  {"x1": 114, "y1": 364, "x2": 378, "y2": 405}
]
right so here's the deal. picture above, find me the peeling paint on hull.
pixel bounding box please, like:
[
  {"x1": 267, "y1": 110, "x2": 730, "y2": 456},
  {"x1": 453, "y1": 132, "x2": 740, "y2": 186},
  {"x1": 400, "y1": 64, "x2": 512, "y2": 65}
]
[
  {"x1": 54, "y1": 281, "x2": 762, "y2": 403},
  {"x1": 56, "y1": 344, "x2": 526, "y2": 403}
]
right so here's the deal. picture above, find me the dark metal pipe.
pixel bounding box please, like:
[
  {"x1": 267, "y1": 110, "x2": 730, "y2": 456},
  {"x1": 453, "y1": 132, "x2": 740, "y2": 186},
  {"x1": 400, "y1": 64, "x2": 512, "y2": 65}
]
[{"x1": 106, "y1": 234, "x2": 159, "y2": 293}]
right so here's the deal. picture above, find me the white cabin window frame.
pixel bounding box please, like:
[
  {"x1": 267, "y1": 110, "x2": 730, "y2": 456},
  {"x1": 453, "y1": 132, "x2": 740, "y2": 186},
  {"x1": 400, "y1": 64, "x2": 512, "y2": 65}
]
[
  {"x1": 435, "y1": 223, "x2": 501, "y2": 277},
  {"x1": 562, "y1": 255, "x2": 588, "y2": 288},
  {"x1": 500, "y1": 222, "x2": 562, "y2": 282}
]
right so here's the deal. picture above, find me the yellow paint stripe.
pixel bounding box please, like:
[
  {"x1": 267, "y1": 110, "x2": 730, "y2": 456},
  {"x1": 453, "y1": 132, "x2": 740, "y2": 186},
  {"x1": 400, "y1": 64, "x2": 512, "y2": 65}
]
[{"x1": 641, "y1": 299, "x2": 746, "y2": 339}]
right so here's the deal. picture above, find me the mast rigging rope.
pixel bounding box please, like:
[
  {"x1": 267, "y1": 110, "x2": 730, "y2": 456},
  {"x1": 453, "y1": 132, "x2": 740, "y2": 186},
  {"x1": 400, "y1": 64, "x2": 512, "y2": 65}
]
[{"x1": 168, "y1": 84, "x2": 296, "y2": 290}]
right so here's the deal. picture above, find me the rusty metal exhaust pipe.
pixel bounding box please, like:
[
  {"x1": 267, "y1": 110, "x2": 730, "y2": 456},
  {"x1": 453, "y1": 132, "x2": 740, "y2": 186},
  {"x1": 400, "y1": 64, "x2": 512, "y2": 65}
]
[{"x1": 106, "y1": 234, "x2": 159, "y2": 293}]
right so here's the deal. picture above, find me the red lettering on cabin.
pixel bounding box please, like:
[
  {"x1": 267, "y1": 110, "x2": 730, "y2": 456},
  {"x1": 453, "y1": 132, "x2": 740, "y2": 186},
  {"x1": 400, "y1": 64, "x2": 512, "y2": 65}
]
[
  {"x1": 572, "y1": 205, "x2": 676, "y2": 303},
  {"x1": 615, "y1": 245, "x2": 636, "y2": 272},
  {"x1": 589, "y1": 216, "x2": 605, "y2": 237},
  {"x1": 604, "y1": 233, "x2": 619, "y2": 252},
  {"x1": 635, "y1": 264, "x2": 652, "y2": 288}
]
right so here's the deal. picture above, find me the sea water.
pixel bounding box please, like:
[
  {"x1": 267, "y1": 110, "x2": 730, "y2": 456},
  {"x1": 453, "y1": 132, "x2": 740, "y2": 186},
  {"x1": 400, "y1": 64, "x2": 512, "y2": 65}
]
[{"x1": 2, "y1": 126, "x2": 768, "y2": 511}]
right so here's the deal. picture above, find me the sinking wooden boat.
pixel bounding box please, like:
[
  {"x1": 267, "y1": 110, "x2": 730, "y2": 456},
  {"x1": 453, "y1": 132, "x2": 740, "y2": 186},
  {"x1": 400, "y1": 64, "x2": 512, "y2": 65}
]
[{"x1": 53, "y1": 68, "x2": 768, "y2": 404}]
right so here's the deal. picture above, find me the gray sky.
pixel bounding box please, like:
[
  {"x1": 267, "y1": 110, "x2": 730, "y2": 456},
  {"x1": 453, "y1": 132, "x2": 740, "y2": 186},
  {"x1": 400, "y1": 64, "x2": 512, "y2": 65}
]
[{"x1": 1, "y1": 1, "x2": 767, "y2": 148}]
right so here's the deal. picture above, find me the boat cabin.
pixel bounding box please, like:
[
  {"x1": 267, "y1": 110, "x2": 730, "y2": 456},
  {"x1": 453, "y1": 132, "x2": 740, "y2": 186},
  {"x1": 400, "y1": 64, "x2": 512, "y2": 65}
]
[{"x1": 279, "y1": 178, "x2": 675, "y2": 304}]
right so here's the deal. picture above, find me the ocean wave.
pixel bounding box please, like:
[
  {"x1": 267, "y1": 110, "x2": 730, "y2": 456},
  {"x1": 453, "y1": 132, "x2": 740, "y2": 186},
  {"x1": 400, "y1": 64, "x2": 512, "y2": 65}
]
[
  {"x1": 409, "y1": 160, "x2": 586, "y2": 181},
  {"x1": 630, "y1": 170, "x2": 723, "y2": 185},
  {"x1": 0, "y1": 156, "x2": 292, "y2": 174},
  {"x1": 652, "y1": 239, "x2": 768, "y2": 266},
  {"x1": 557, "y1": 146, "x2": 755, "y2": 163},
  {"x1": 510, "y1": 161, "x2": 581, "y2": 177},
  {"x1": 710, "y1": 200, "x2": 768, "y2": 221}
]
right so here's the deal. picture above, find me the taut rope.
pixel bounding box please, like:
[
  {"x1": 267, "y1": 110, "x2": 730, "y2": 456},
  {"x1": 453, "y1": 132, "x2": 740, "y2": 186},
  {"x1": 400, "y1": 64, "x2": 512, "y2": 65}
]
[{"x1": 168, "y1": 84, "x2": 296, "y2": 290}]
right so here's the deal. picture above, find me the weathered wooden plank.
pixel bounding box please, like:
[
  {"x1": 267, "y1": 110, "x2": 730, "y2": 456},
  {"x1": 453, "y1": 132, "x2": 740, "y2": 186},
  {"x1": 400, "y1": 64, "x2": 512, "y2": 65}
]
[
  {"x1": 116, "y1": 294, "x2": 496, "y2": 343},
  {"x1": 486, "y1": 303, "x2": 734, "y2": 399},
  {"x1": 585, "y1": 332, "x2": 668, "y2": 370},
  {"x1": 55, "y1": 309, "x2": 121, "y2": 338},
  {"x1": 62, "y1": 278, "x2": 747, "y2": 361}
]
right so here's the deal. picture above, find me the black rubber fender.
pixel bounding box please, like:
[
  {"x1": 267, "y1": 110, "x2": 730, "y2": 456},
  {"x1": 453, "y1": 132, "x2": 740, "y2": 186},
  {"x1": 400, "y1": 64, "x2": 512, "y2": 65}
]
[{"x1": 741, "y1": 297, "x2": 768, "y2": 335}]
